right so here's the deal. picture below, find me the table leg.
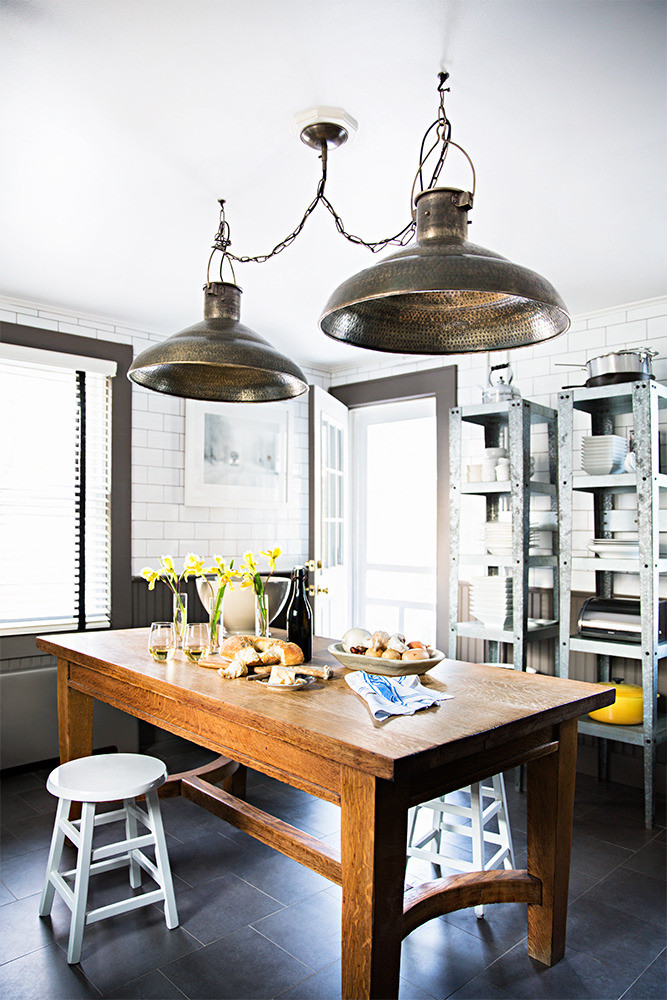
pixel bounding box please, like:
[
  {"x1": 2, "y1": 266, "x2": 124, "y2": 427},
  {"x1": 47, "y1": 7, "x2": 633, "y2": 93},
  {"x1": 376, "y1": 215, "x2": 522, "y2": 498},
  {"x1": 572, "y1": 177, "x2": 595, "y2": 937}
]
[
  {"x1": 526, "y1": 717, "x2": 578, "y2": 966},
  {"x1": 340, "y1": 766, "x2": 408, "y2": 1000},
  {"x1": 57, "y1": 657, "x2": 93, "y2": 764},
  {"x1": 222, "y1": 762, "x2": 247, "y2": 798}
]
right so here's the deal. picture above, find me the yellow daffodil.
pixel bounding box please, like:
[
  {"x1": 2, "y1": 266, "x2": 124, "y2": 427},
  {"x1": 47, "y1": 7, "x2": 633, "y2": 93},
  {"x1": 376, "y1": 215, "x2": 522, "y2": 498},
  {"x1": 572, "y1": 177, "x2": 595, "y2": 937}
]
[
  {"x1": 183, "y1": 553, "x2": 206, "y2": 579},
  {"x1": 141, "y1": 568, "x2": 161, "y2": 590},
  {"x1": 260, "y1": 547, "x2": 281, "y2": 571},
  {"x1": 241, "y1": 551, "x2": 257, "y2": 574}
]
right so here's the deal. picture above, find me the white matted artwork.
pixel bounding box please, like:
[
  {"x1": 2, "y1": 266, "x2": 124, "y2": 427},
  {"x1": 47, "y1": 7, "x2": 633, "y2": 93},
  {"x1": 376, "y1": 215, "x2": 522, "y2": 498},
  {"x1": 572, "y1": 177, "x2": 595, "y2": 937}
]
[{"x1": 185, "y1": 400, "x2": 292, "y2": 508}]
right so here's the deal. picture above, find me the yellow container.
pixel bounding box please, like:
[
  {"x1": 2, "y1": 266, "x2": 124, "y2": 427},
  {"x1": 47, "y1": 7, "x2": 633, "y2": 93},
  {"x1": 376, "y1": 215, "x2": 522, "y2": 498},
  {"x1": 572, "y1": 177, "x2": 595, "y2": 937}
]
[{"x1": 588, "y1": 682, "x2": 646, "y2": 725}]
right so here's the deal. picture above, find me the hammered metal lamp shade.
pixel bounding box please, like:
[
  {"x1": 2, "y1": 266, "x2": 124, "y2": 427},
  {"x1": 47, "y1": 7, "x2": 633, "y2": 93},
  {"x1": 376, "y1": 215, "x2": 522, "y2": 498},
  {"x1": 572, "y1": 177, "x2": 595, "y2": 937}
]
[
  {"x1": 128, "y1": 283, "x2": 308, "y2": 402},
  {"x1": 320, "y1": 188, "x2": 570, "y2": 353}
]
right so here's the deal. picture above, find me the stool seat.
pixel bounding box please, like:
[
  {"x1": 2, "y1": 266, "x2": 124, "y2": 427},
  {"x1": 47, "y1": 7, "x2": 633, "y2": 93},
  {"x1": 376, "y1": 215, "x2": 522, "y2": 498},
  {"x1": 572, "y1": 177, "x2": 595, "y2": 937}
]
[
  {"x1": 39, "y1": 752, "x2": 178, "y2": 964},
  {"x1": 47, "y1": 753, "x2": 167, "y2": 802}
]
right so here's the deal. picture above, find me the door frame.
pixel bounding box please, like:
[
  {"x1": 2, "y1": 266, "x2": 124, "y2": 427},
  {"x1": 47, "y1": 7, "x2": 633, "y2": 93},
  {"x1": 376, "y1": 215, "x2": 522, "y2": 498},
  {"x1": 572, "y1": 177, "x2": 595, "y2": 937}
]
[{"x1": 330, "y1": 366, "x2": 457, "y2": 651}]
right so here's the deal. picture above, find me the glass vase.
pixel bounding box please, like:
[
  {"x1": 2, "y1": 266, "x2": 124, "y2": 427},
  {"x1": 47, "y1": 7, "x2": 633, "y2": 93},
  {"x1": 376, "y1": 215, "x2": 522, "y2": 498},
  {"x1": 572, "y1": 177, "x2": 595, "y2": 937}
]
[
  {"x1": 254, "y1": 592, "x2": 270, "y2": 637},
  {"x1": 208, "y1": 585, "x2": 226, "y2": 654},
  {"x1": 173, "y1": 592, "x2": 187, "y2": 648}
]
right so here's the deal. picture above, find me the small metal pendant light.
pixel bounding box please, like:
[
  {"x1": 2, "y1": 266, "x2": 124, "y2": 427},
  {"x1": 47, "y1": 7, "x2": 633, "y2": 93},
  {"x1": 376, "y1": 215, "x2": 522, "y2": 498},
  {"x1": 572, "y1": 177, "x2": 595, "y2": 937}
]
[
  {"x1": 128, "y1": 203, "x2": 307, "y2": 402},
  {"x1": 320, "y1": 186, "x2": 570, "y2": 354}
]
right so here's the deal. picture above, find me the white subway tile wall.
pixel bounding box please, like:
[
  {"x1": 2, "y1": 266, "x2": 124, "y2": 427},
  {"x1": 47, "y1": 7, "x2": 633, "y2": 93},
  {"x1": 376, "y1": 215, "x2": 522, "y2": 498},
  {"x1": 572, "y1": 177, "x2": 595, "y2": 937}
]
[{"x1": 2, "y1": 291, "x2": 666, "y2": 592}]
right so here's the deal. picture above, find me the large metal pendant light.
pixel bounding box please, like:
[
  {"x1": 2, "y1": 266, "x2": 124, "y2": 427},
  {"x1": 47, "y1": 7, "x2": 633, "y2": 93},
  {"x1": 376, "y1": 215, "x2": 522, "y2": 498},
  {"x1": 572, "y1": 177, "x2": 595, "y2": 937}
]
[
  {"x1": 320, "y1": 75, "x2": 569, "y2": 352},
  {"x1": 320, "y1": 186, "x2": 569, "y2": 353},
  {"x1": 128, "y1": 203, "x2": 307, "y2": 402}
]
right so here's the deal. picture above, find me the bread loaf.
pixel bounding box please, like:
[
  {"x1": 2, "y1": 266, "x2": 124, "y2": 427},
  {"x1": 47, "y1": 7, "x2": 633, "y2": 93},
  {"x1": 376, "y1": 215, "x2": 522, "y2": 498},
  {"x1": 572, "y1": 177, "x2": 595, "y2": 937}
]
[{"x1": 218, "y1": 635, "x2": 304, "y2": 667}]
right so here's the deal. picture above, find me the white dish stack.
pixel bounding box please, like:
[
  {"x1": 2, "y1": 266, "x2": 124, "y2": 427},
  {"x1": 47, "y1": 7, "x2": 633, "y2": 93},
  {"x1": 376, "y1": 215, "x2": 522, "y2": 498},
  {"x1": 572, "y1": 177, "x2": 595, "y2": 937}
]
[
  {"x1": 581, "y1": 434, "x2": 627, "y2": 475},
  {"x1": 485, "y1": 522, "x2": 513, "y2": 555},
  {"x1": 469, "y1": 577, "x2": 513, "y2": 628}
]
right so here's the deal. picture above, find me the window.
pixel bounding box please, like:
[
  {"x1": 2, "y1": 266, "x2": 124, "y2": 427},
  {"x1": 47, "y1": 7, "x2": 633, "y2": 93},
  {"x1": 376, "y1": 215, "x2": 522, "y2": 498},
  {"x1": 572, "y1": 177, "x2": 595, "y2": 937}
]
[{"x1": 0, "y1": 323, "x2": 132, "y2": 653}]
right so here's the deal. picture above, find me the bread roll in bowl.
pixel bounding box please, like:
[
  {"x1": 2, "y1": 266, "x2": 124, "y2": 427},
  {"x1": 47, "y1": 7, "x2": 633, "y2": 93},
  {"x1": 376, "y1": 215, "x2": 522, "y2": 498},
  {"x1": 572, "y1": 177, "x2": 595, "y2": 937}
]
[{"x1": 402, "y1": 647, "x2": 430, "y2": 661}]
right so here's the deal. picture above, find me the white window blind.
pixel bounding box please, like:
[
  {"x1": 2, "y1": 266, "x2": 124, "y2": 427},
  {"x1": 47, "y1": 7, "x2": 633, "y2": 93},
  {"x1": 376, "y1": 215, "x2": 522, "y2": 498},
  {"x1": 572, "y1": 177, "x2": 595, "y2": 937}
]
[{"x1": 0, "y1": 352, "x2": 114, "y2": 635}]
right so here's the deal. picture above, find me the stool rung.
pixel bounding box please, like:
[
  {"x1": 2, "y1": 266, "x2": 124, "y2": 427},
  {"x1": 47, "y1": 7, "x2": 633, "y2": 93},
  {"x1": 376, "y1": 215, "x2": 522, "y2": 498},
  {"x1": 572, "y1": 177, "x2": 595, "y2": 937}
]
[
  {"x1": 86, "y1": 888, "x2": 166, "y2": 925},
  {"x1": 134, "y1": 851, "x2": 160, "y2": 884},
  {"x1": 486, "y1": 846, "x2": 512, "y2": 869},
  {"x1": 49, "y1": 871, "x2": 75, "y2": 909},
  {"x1": 407, "y1": 847, "x2": 473, "y2": 872},
  {"x1": 92, "y1": 833, "x2": 155, "y2": 861},
  {"x1": 125, "y1": 801, "x2": 149, "y2": 826}
]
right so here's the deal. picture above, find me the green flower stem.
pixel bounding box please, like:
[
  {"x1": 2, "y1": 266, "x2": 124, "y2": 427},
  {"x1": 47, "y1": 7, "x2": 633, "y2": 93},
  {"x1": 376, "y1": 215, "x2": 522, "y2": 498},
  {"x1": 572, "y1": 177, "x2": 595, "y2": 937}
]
[{"x1": 210, "y1": 584, "x2": 225, "y2": 644}]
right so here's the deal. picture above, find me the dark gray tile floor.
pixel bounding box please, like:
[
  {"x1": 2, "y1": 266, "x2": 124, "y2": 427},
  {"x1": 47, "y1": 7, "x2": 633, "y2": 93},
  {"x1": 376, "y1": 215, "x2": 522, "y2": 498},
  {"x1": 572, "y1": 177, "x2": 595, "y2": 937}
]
[{"x1": 1, "y1": 732, "x2": 664, "y2": 1000}]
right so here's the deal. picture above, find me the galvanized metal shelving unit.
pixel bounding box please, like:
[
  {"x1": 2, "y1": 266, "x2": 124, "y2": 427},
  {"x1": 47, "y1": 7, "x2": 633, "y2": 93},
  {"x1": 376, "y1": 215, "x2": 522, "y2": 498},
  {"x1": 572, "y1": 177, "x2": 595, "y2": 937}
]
[
  {"x1": 557, "y1": 379, "x2": 667, "y2": 828},
  {"x1": 448, "y1": 398, "x2": 560, "y2": 673}
]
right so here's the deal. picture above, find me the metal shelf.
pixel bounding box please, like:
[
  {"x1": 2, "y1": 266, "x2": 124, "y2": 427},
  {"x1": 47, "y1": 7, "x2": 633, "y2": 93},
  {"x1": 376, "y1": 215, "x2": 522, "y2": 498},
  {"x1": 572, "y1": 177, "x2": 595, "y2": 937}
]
[
  {"x1": 456, "y1": 619, "x2": 558, "y2": 643},
  {"x1": 557, "y1": 379, "x2": 665, "y2": 827},
  {"x1": 461, "y1": 481, "x2": 556, "y2": 496},
  {"x1": 459, "y1": 554, "x2": 557, "y2": 568},
  {"x1": 572, "y1": 472, "x2": 667, "y2": 493},
  {"x1": 449, "y1": 397, "x2": 560, "y2": 683},
  {"x1": 570, "y1": 379, "x2": 667, "y2": 416},
  {"x1": 572, "y1": 557, "x2": 667, "y2": 574},
  {"x1": 568, "y1": 635, "x2": 667, "y2": 660},
  {"x1": 578, "y1": 714, "x2": 667, "y2": 747},
  {"x1": 455, "y1": 398, "x2": 556, "y2": 426}
]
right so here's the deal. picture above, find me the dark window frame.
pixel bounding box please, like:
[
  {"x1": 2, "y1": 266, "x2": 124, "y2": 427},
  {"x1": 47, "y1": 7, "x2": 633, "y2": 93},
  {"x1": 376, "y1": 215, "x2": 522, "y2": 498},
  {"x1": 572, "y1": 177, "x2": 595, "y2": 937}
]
[
  {"x1": 329, "y1": 365, "x2": 457, "y2": 651},
  {"x1": 0, "y1": 321, "x2": 133, "y2": 659}
]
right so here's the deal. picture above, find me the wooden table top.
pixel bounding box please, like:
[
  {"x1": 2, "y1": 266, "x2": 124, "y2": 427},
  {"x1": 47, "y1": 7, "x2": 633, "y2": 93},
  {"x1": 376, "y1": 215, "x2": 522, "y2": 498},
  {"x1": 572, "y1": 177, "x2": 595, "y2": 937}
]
[{"x1": 38, "y1": 628, "x2": 614, "y2": 781}]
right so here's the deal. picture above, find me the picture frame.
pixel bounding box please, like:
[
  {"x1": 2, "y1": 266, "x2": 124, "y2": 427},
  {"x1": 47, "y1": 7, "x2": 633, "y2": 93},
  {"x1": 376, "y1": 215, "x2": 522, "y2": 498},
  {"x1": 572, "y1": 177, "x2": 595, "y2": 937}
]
[{"x1": 184, "y1": 399, "x2": 292, "y2": 508}]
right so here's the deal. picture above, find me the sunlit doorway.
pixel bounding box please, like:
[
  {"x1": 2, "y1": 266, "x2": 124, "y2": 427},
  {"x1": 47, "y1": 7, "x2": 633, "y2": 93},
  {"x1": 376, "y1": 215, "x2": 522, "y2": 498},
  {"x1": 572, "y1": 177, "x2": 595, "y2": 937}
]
[{"x1": 351, "y1": 397, "x2": 437, "y2": 644}]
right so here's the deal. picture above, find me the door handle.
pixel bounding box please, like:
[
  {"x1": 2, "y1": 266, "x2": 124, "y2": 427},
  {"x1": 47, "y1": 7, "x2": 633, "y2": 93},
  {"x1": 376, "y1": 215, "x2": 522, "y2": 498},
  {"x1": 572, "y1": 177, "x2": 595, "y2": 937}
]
[
  {"x1": 307, "y1": 586, "x2": 329, "y2": 597},
  {"x1": 305, "y1": 559, "x2": 323, "y2": 572},
  {"x1": 317, "y1": 587, "x2": 329, "y2": 594}
]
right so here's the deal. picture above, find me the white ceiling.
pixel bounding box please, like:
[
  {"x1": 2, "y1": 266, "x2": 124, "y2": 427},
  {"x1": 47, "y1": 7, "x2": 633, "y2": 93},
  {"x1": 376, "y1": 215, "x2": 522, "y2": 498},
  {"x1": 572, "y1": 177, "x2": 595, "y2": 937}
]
[{"x1": 1, "y1": 0, "x2": 665, "y2": 369}]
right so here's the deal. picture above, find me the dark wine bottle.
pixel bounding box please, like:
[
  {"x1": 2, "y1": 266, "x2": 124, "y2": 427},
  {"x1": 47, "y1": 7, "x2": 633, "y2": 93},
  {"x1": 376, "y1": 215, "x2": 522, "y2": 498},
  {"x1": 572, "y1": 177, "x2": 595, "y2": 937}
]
[{"x1": 286, "y1": 565, "x2": 312, "y2": 662}]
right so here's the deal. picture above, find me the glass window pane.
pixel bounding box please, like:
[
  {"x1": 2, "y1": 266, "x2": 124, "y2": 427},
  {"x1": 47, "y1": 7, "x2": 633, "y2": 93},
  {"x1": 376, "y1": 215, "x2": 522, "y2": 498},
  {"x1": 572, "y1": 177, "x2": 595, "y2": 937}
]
[
  {"x1": 365, "y1": 416, "x2": 436, "y2": 567},
  {"x1": 365, "y1": 570, "x2": 436, "y2": 604},
  {"x1": 363, "y1": 603, "x2": 400, "y2": 635}
]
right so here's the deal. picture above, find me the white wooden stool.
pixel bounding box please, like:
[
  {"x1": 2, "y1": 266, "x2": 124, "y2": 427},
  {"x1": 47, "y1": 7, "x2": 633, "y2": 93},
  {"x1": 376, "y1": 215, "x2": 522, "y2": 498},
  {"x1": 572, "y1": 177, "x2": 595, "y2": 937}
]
[
  {"x1": 407, "y1": 773, "x2": 515, "y2": 917},
  {"x1": 39, "y1": 753, "x2": 178, "y2": 964}
]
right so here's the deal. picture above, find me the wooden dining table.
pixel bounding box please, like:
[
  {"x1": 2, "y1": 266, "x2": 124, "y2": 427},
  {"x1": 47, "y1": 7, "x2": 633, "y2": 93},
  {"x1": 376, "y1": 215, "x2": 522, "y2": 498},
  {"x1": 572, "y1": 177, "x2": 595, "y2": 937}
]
[{"x1": 37, "y1": 628, "x2": 614, "y2": 999}]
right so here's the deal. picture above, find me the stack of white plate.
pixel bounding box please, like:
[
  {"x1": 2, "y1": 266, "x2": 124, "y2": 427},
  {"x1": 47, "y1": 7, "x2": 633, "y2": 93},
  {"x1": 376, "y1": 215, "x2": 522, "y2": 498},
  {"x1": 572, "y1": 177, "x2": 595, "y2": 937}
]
[
  {"x1": 530, "y1": 512, "x2": 558, "y2": 531},
  {"x1": 485, "y1": 522, "x2": 513, "y2": 555},
  {"x1": 581, "y1": 435, "x2": 627, "y2": 475},
  {"x1": 529, "y1": 529, "x2": 553, "y2": 554},
  {"x1": 588, "y1": 538, "x2": 642, "y2": 558},
  {"x1": 469, "y1": 577, "x2": 513, "y2": 628}
]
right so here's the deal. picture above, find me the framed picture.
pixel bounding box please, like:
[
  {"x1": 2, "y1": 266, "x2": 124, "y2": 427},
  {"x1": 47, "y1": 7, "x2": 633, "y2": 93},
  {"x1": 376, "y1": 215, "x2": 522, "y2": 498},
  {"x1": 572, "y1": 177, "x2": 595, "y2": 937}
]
[{"x1": 184, "y1": 399, "x2": 292, "y2": 508}]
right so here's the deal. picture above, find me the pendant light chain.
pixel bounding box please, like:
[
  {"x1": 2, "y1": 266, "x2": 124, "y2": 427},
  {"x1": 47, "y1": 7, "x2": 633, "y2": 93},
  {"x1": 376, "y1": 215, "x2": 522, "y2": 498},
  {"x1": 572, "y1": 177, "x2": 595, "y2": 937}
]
[{"x1": 207, "y1": 73, "x2": 465, "y2": 273}]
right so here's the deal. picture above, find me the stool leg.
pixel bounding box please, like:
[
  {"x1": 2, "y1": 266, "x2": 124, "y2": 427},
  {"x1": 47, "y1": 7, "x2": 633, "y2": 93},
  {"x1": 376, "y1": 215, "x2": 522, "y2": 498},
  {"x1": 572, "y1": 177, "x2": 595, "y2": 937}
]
[
  {"x1": 124, "y1": 798, "x2": 142, "y2": 888},
  {"x1": 494, "y1": 773, "x2": 516, "y2": 869},
  {"x1": 67, "y1": 801, "x2": 95, "y2": 964},
  {"x1": 407, "y1": 806, "x2": 419, "y2": 848},
  {"x1": 470, "y1": 783, "x2": 485, "y2": 918},
  {"x1": 145, "y1": 789, "x2": 178, "y2": 929},
  {"x1": 39, "y1": 797, "x2": 70, "y2": 917}
]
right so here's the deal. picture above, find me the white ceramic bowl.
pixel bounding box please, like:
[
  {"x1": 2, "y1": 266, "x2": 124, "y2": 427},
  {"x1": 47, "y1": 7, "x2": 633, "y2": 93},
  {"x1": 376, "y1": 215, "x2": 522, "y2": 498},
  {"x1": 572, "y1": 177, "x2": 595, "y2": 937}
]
[{"x1": 196, "y1": 575, "x2": 291, "y2": 634}]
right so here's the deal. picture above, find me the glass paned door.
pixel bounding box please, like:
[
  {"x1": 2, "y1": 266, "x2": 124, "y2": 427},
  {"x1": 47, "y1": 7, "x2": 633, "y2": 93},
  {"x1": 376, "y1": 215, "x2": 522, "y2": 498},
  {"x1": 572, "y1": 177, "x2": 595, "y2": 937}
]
[
  {"x1": 352, "y1": 397, "x2": 437, "y2": 643},
  {"x1": 309, "y1": 386, "x2": 349, "y2": 638}
]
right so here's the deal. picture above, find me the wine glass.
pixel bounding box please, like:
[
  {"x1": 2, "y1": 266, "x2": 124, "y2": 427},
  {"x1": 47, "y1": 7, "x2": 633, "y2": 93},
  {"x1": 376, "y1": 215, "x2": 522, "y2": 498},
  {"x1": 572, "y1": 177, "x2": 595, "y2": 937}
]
[
  {"x1": 182, "y1": 623, "x2": 211, "y2": 664},
  {"x1": 148, "y1": 622, "x2": 176, "y2": 662}
]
